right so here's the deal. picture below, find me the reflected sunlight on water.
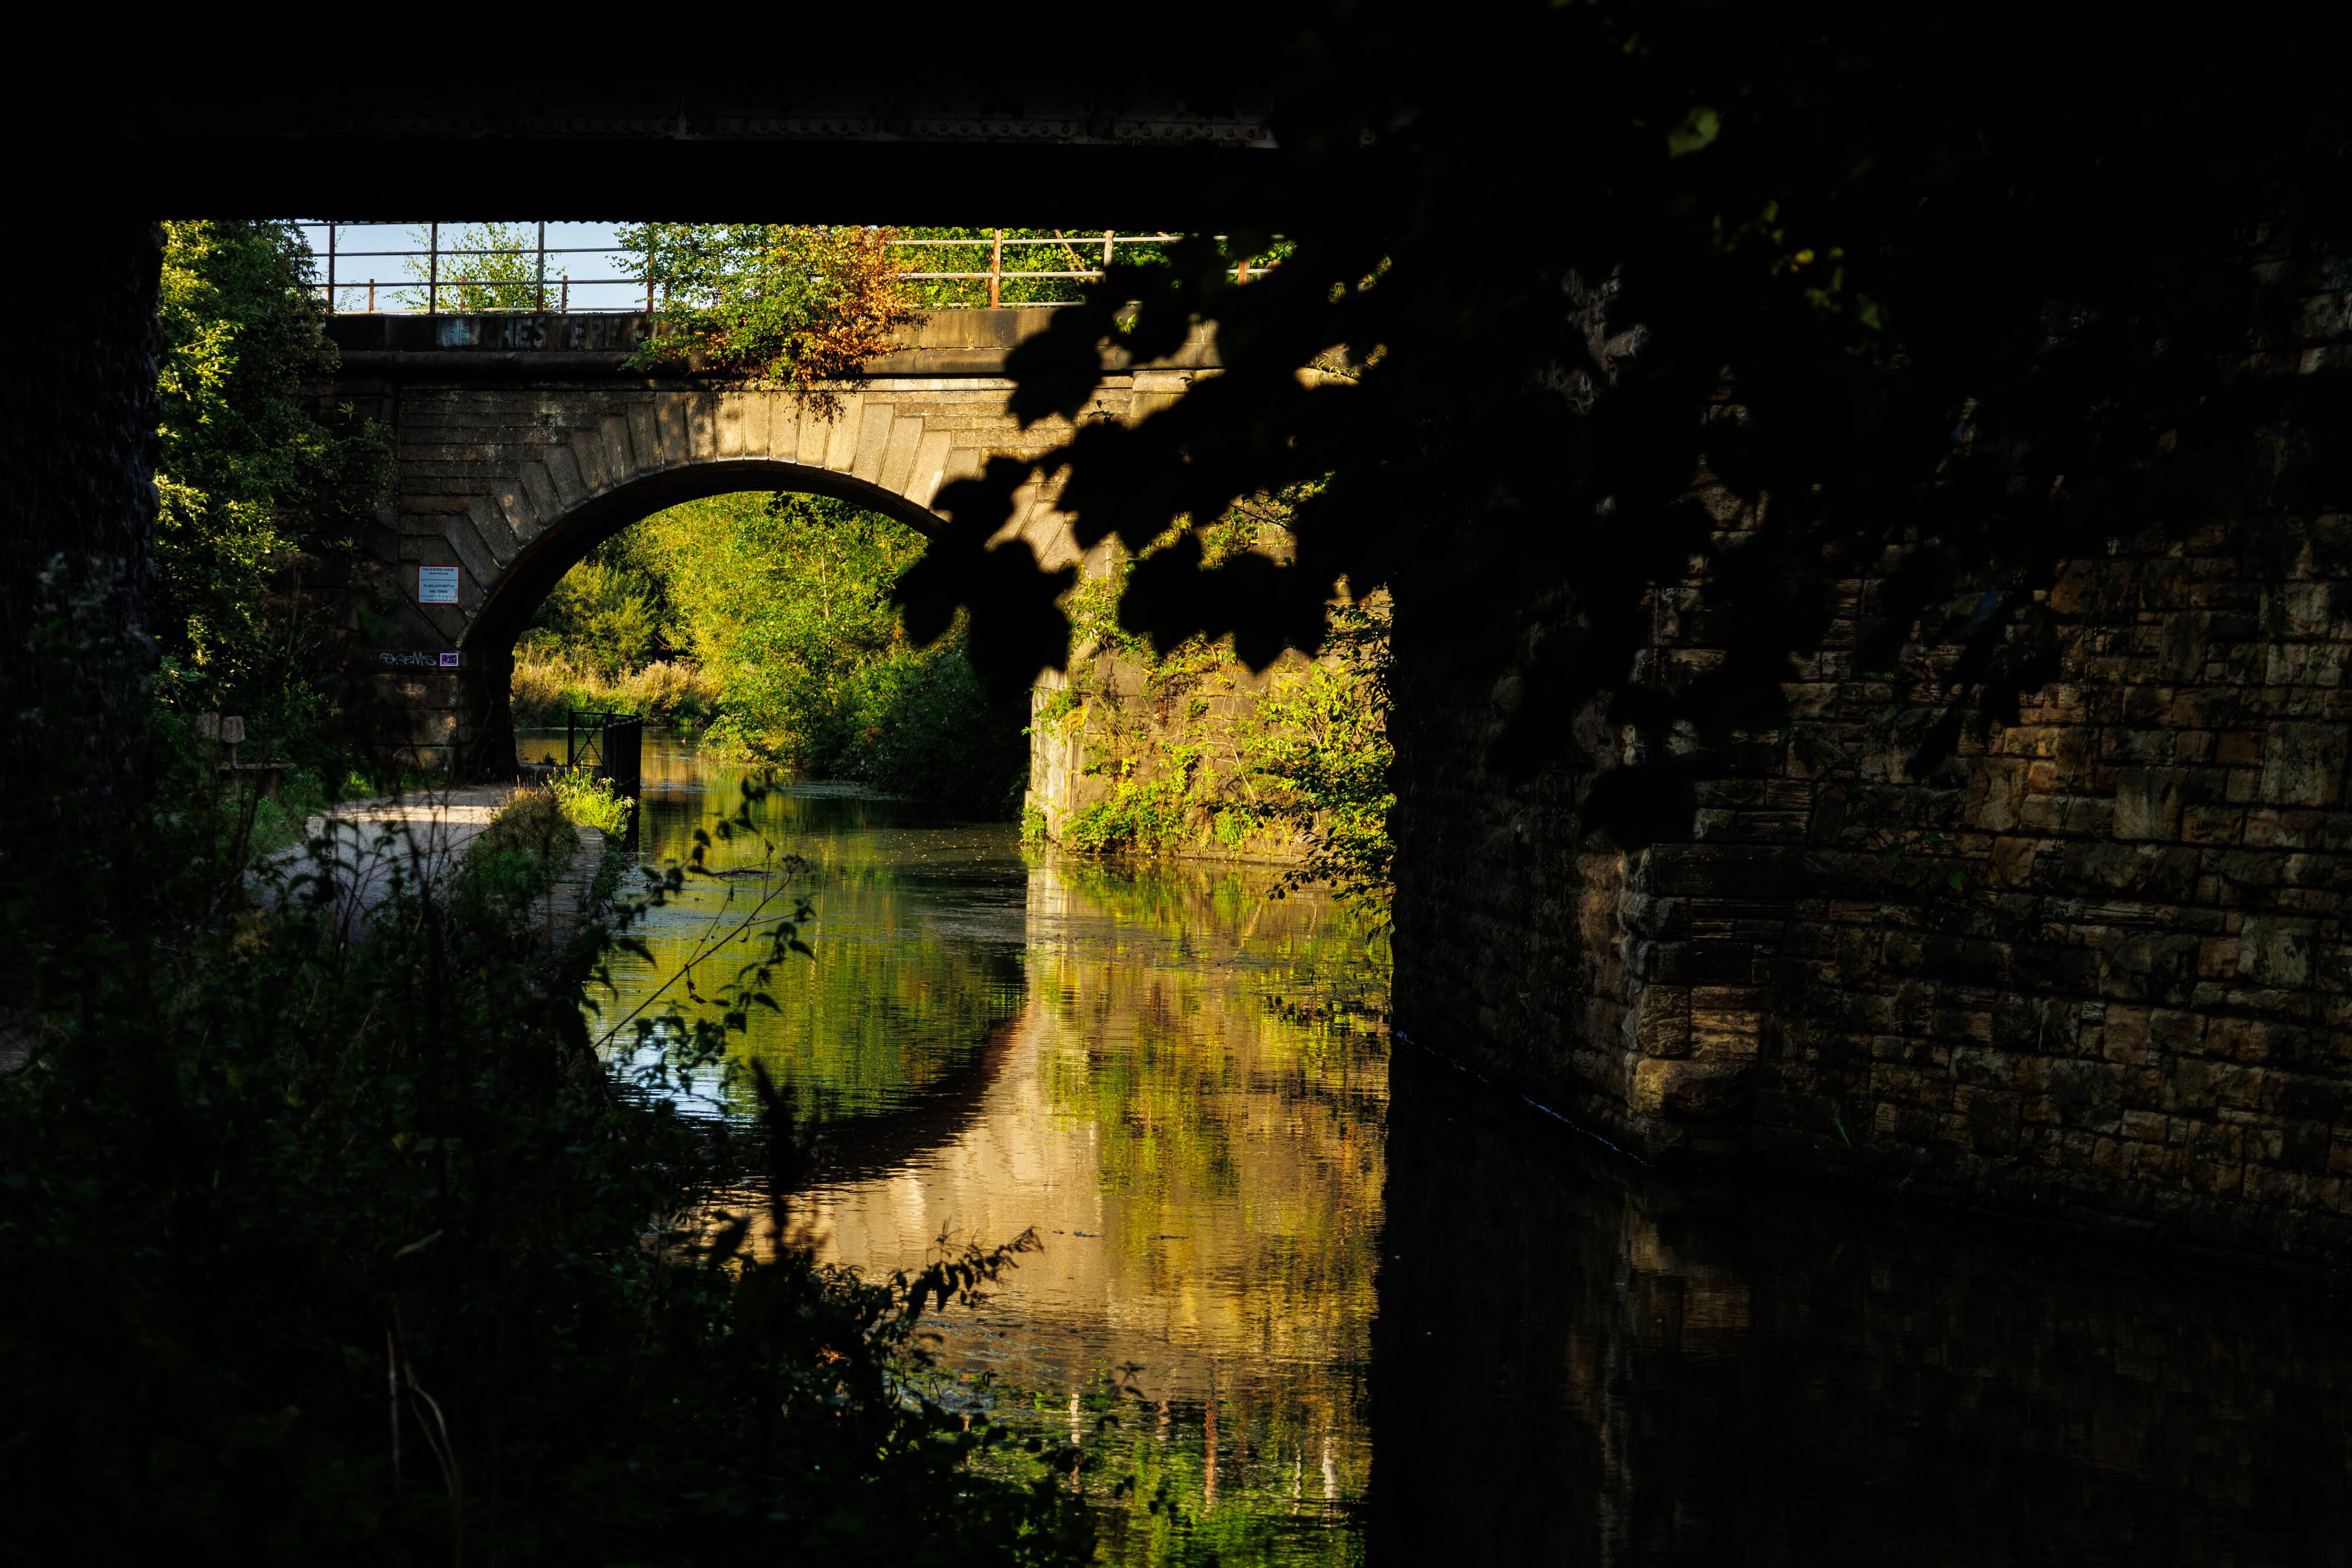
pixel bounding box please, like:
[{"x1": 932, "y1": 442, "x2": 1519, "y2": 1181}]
[
  {"x1": 537, "y1": 729, "x2": 2352, "y2": 1565},
  {"x1": 560, "y1": 730, "x2": 1388, "y2": 1565}
]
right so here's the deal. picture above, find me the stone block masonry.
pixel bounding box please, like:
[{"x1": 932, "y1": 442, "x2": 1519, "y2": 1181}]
[
  {"x1": 1024, "y1": 644, "x2": 1324, "y2": 863},
  {"x1": 1392, "y1": 262, "x2": 2352, "y2": 1270},
  {"x1": 310, "y1": 309, "x2": 1215, "y2": 778}
]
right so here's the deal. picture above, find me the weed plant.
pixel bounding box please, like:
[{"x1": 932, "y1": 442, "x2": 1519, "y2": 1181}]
[
  {"x1": 0, "y1": 577, "x2": 1087, "y2": 1566},
  {"x1": 546, "y1": 768, "x2": 635, "y2": 838}
]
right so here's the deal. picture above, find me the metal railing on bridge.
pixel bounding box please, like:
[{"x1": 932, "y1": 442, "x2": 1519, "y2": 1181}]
[{"x1": 296, "y1": 222, "x2": 1271, "y2": 314}]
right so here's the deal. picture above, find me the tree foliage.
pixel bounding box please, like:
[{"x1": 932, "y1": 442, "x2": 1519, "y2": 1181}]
[
  {"x1": 901, "y1": 4, "x2": 2351, "y2": 846},
  {"x1": 0, "y1": 579, "x2": 1087, "y2": 1563},
  {"x1": 625, "y1": 225, "x2": 915, "y2": 392},
  {"x1": 154, "y1": 219, "x2": 388, "y2": 706},
  {"x1": 1231, "y1": 596, "x2": 1394, "y2": 912},
  {"x1": 523, "y1": 528, "x2": 677, "y2": 678},
  {"x1": 523, "y1": 494, "x2": 1028, "y2": 814},
  {"x1": 396, "y1": 220, "x2": 564, "y2": 313}
]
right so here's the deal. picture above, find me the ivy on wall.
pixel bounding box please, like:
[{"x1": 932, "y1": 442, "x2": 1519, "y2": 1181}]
[{"x1": 1041, "y1": 490, "x2": 1395, "y2": 911}]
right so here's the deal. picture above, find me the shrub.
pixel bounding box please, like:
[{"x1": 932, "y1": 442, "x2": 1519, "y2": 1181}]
[
  {"x1": 1063, "y1": 776, "x2": 1194, "y2": 856},
  {"x1": 463, "y1": 787, "x2": 580, "y2": 904},
  {"x1": 0, "y1": 593, "x2": 1088, "y2": 1563},
  {"x1": 547, "y1": 767, "x2": 633, "y2": 837}
]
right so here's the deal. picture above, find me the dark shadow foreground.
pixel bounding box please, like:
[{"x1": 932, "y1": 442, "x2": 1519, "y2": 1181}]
[{"x1": 1372, "y1": 1042, "x2": 2352, "y2": 1566}]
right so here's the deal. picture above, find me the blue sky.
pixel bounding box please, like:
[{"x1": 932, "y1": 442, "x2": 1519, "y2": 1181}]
[{"x1": 292, "y1": 221, "x2": 642, "y2": 312}]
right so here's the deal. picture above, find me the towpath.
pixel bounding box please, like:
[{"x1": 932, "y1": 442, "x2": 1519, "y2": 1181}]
[{"x1": 266, "y1": 786, "x2": 608, "y2": 944}]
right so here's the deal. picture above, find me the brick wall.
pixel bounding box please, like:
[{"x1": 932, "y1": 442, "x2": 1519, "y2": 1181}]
[{"x1": 1394, "y1": 264, "x2": 2352, "y2": 1268}]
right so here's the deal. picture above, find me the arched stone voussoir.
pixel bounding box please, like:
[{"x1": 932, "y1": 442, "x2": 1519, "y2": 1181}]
[
  {"x1": 324, "y1": 309, "x2": 1203, "y2": 777},
  {"x1": 460, "y1": 454, "x2": 951, "y2": 659}
]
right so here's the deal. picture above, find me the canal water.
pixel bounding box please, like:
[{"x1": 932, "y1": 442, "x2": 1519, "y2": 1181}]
[{"x1": 560, "y1": 733, "x2": 2352, "y2": 1566}]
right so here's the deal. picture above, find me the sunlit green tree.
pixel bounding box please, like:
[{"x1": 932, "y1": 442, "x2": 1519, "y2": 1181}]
[
  {"x1": 153, "y1": 219, "x2": 389, "y2": 709},
  {"x1": 396, "y1": 220, "x2": 564, "y2": 312}
]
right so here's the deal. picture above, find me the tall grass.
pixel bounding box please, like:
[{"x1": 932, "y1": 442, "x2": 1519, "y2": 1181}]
[{"x1": 510, "y1": 651, "x2": 718, "y2": 727}]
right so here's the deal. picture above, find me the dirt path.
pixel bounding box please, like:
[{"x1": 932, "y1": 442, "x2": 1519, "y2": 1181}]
[{"x1": 265, "y1": 785, "x2": 609, "y2": 943}]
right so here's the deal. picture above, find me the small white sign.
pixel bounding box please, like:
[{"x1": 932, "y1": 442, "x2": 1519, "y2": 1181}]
[{"x1": 418, "y1": 566, "x2": 462, "y2": 605}]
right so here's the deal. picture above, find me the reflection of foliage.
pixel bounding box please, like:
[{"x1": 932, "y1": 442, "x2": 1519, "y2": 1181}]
[
  {"x1": 604, "y1": 768, "x2": 1022, "y2": 1120},
  {"x1": 624, "y1": 224, "x2": 914, "y2": 393},
  {"x1": 953, "y1": 1370, "x2": 1367, "y2": 1568},
  {"x1": 2, "y1": 609, "x2": 1081, "y2": 1561},
  {"x1": 971, "y1": 859, "x2": 1385, "y2": 1563},
  {"x1": 588, "y1": 759, "x2": 1389, "y2": 1561}
]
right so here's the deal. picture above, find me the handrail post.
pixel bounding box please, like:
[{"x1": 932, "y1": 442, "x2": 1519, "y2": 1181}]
[
  {"x1": 536, "y1": 220, "x2": 547, "y2": 312},
  {"x1": 326, "y1": 222, "x2": 336, "y2": 313},
  {"x1": 988, "y1": 228, "x2": 1003, "y2": 307},
  {"x1": 1102, "y1": 230, "x2": 1114, "y2": 274},
  {"x1": 427, "y1": 222, "x2": 439, "y2": 316}
]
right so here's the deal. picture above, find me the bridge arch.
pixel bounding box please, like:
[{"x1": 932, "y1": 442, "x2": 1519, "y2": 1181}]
[
  {"x1": 463, "y1": 451, "x2": 967, "y2": 771},
  {"x1": 321, "y1": 309, "x2": 1214, "y2": 776}
]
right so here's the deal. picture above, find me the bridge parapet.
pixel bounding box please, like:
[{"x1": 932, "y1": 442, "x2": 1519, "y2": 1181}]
[{"x1": 316, "y1": 308, "x2": 1215, "y2": 777}]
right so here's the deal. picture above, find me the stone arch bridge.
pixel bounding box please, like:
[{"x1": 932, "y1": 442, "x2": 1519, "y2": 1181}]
[{"x1": 318, "y1": 307, "x2": 1211, "y2": 776}]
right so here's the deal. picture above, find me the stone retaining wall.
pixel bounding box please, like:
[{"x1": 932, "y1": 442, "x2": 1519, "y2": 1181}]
[{"x1": 1393, "y1": 263, "x2": 2352, "y2": 1268}]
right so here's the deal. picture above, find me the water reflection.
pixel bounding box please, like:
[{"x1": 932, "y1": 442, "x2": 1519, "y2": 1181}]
[
  {"x1": 596, "y1": 736, "x2": 1030, "y2": 1124},
  {"x1": 1377, "y1": 1042, "x2": 2352, "y2": 1565},
  {"x1": 570, "y1": 731, "x2": 1388, "y2": 1564},
  {"x1": 555, "y1": 731, "x2": 2352, "y2": 1564}
]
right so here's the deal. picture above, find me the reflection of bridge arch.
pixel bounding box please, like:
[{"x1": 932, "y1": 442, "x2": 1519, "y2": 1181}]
[{"x1": 322, "y1": 307, "x2": 1215, "y2": 775}]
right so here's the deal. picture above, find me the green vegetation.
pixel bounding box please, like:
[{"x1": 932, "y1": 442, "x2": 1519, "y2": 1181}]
[
  {"x1": 609, "y1": 770, "x2": 1027, "y2": 1125},
  {"x1": 524, "y1": 524, "x2": 676, "y2": 676},
  {"x1": 624, "y1": 225, "x2": 913, "y2": 391},
  {"x1": 511, "y1": 651, "x2": 719, "y2": 728},
  {"x1": 1040, "y1": 494, "x2": 1394, "y2": 910},
  {"x1": 153, "y1": 218, "x2": 392, "y2": 798},
  {"x1": 513, "y1": 526, "x2": 722, "y2": 727},
  {"x1": 518, "y1": 492, "x2": 1027, "y2": 817},
  {"x1": 548, "y1": 767, "x2": 635, "y2": 836},
  {"x1": 896, "y1": 229, "x2": 1171, "y2": 310},
  {"x1": 3, "y1": 577, "x2": 1087, "y2": 1563},
  {"x1": 396, "y1": 220, "x2": 565, "y2": 313},
  {"x1": 1221, "y1": 599, "x2": 1394, "y2": 911},
  {"x1": 465, "y1": 787, "x2": 583, "y2": 905}
]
